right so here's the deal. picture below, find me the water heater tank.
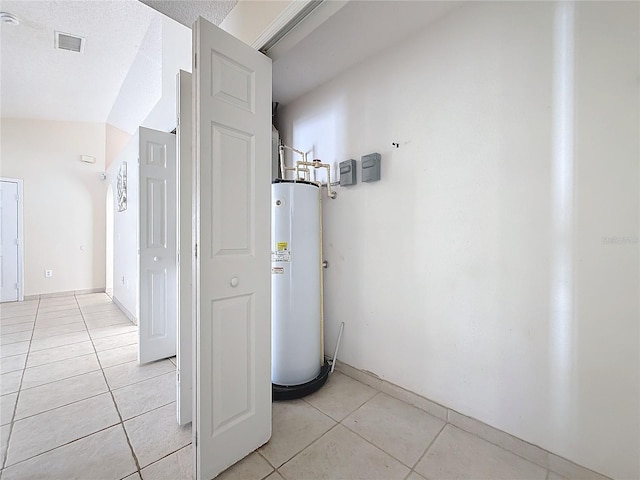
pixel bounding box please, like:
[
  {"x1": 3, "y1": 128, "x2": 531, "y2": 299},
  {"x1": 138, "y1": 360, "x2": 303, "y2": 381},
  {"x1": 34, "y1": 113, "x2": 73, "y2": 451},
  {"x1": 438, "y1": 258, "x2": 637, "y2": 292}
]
[{"x1": 271, "y1": 180, "x2": 322, "y2": 386}]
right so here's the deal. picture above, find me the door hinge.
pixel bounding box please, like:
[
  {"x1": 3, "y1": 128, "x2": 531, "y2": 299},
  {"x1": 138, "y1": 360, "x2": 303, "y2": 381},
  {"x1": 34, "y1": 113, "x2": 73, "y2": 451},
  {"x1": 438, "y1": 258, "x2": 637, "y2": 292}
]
[
  {"x1": 14, "y1": 238, "x2": 19, "y2": 246},
  {"x1": 14, "y1": 283, "x2": 18, "y2": 290},
  {"x1": 15, "y1": 195, "x2": 19, "y2": 201},
  {"x1": 195, "y1": 432, "x2": 198, "y2": 447},
  {"x1": 194, "y1": 53, "x2": 197, "y2": 69},
  {"x1": 195, "y1": 243, "x2": 198, "y2": 258}
]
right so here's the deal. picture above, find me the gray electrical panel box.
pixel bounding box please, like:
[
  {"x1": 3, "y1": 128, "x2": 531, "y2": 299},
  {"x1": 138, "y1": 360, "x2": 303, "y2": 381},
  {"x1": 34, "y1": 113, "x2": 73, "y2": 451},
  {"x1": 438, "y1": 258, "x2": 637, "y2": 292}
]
[
  {"x1": 339, "y1": 159, "x2": 357, "y2": 186},
  {"x1": 362, "y1": 153, "x2": 381, "y2": 182}
]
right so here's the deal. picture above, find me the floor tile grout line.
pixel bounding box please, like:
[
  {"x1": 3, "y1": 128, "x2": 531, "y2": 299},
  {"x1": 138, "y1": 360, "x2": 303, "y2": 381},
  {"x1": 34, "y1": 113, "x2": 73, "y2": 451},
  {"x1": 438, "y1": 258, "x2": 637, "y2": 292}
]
[
  {"x1": 0, "y1": 326, "x2": 36, "y2": 336},
  {"x1": 132, "y1": 441, "x2": 191, "y2": 474},
  {"x1": 0, "y1": 337, "x2": 35, "y2": 348},
  {"x1": 28, "y1": 338, "x2": 95, "y2": 353},
  {"x1": 337, "y1": 369, "x2": 566, "y2": 477},
  {"x1": 73, "y1": 294, "x2": 143, "y2": 476},
  {"x1": 300, "y1": 385, "x2": 435, "y2": 471},
  {"x1": 408, "y1": 421, "x2": 448, "y2": 475},
  {"x1": 443, "y1": 423, "x2": 552, "y2": 474},
  {"x1": 23, "y1": 332, "x2": 134, "y2": 358},
  {"x1": 18, "y1": 339, "x2": 135, "y2": 374},
  {"x1": 118, "y1": 400, "x2": 177, "y2": 423},
  {"x1": 24, "y1": 350, "x2": 98, "y2": 371},
  {"x1": 0, "y1": 311, "x2": 39, "y2": 319},
  {"x1": 300, "y1": 379, "x2": 379, "y2": 423},
  {"x1": 29, "y1": 335, "x2": 135, "y2": 355},
  {"x1": 10, "y1": 388, "x2": 111, "y2": 424},
  {"x1": 108, "y1": 367, "x2": 176, "y2": 393},
  {"x1": 295, "y1": 379, "x2": 445, "y2": 474},
  {"x1": 1, "y1": 422, "x2": 123, "y2": 471},
  {"x1": 273, "y1": 422, "x2": 342, "y2": 472},
  {"x1": 336, "y1": 409, "x2": 430, "y2": 472},
  {"x1": 256, "y1": 447, "x2": 277, "y2": 471},
  {"x1": 1, "y1": 296, "x2": 40, "y2": 471},
  {"x1": 0, "y1": 351, "x2": 29, "y2": 361}
]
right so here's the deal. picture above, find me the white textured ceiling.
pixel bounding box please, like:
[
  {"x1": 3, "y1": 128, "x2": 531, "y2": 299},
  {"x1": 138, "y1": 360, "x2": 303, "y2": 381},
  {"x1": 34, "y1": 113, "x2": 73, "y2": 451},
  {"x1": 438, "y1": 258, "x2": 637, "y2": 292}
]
[
  {"x1": 139, "y1": 0, "x2": 237, "y2": 29},
  {"x1": 0, "y1": 0, "x2": 235, "y2": 125},
  {"x1": 0, "y1": 0, "x2": 158, "y2": 123}
]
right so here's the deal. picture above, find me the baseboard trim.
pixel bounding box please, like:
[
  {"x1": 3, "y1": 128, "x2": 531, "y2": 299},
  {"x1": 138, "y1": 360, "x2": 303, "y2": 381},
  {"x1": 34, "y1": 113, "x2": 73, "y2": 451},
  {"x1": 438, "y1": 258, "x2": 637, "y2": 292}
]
[
  {"x1": 25, "y1": 288, "x2": 106, "y2": 300},
  {"x1": 111, "y1": 296, "x2": 137, "y2": 326},
  {"x1": 334, "y1": 361, "x2": 611, "y2": 480}
]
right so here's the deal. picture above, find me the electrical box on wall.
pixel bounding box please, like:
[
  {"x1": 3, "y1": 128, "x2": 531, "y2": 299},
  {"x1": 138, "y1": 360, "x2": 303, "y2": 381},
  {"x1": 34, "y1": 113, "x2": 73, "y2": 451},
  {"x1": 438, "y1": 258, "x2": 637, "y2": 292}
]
[
  {"x1": 362, "y1": 153, "x2": 381, "y2": 182},
  {"x1": 339, "y1": 159, "x2": 357, "y2": 186}
]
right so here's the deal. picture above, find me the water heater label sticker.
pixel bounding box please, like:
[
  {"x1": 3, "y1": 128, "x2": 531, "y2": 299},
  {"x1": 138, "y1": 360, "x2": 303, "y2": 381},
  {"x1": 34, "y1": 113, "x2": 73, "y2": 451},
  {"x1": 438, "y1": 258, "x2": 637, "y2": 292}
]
[
  {"x1": 271, "y1": 251, "x2": 292, "y2": 262},
  {"x1": 276, "y1": 242, "x2": 288, "y2": 251},
  {"x1": 272, "y1": 267, "x2": 285, "y2": 275}
]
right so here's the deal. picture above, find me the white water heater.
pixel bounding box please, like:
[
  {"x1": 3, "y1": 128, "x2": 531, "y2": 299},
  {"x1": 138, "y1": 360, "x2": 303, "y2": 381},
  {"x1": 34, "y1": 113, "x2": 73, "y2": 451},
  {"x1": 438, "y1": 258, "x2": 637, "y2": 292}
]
[{"x1": 271, "y1": 180, "x2": 322, "y2": 388}]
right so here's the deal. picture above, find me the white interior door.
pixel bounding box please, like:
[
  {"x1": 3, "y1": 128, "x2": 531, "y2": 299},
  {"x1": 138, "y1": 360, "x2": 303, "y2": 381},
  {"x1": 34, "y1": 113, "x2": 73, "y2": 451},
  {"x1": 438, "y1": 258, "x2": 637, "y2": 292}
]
[
  {"x1": 138, "y1": 127, "x2": 177, "y2": 364},
  {"x1": 176, "y1": 70, "x2": 193, "y2": 425},
  {"x1": 0, "y1": 179, "x2": 22, "y2": 303},
  {"x1": 193, "y1": 16, "x2": 272, "y2": 480}
]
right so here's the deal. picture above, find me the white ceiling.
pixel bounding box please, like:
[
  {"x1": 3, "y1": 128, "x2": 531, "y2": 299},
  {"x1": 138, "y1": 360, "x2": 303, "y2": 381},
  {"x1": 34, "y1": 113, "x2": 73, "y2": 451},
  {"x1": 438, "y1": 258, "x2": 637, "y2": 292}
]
[
  {"x1": 139, "y1": 0, "x2": 236, "y2": 29},
  {"x1": 0, "y1": 0, "x2": 157, "y2": 123},
  {"x1": 272, "y1": 0, "x2": 463, "y2": 106},
  {"x1": 1, "y1": 0, "x2": 463, "y2": 124},
  {"x1": 0, "y1": 0, "x2": 234, "y2": 125}
]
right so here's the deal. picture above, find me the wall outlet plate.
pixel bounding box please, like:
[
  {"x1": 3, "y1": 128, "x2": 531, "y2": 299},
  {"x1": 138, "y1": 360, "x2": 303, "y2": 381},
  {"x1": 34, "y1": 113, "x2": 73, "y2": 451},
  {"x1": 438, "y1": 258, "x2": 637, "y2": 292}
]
[{"x1": 45, "y1": 270, "x2": 53, "y2": 278}]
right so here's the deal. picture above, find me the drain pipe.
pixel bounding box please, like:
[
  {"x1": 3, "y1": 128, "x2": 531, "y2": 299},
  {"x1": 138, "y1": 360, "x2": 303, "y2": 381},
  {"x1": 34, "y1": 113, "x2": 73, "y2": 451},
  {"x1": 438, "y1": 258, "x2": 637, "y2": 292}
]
[
  {"x1": 330, "y1": 322, "x2": 345, "y2": 374},
  {"x1": 278, "y1": 144, "x2": 286, "y2": 179}
]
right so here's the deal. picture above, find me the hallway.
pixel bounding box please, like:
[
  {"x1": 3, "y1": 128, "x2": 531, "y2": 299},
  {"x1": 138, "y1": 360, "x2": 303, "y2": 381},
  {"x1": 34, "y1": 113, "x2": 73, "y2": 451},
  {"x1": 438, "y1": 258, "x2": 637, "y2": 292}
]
[{"x1": 0, "y1": 293, "x2": 190, "y2": 479}]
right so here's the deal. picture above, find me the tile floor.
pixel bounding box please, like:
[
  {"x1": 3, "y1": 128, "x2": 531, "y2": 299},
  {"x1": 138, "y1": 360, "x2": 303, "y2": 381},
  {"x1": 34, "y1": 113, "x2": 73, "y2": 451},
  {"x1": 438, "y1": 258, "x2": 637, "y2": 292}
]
[
  {"x1": 1, "y1": 293, "x2": 575, "y2": 480},
  {"x1": 0, "y1": 293, "x2": 188, "y2": 480}
]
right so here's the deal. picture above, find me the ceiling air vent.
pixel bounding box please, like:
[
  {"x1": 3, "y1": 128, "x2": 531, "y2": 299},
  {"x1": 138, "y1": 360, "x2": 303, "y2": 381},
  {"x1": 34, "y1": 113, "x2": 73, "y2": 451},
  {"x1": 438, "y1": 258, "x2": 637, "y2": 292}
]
[{"x1": 55, "y1": 32, "x2": 84, "y2": 53}]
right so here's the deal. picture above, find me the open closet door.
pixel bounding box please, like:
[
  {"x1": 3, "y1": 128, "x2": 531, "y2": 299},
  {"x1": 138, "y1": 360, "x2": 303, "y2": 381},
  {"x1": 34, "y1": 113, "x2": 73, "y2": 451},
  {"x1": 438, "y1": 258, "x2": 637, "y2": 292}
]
[
  {"x1": 193, "y1": 16, "x2": 272, "y2": 480},
  {"x1": 176, "y1": 70, "x2": 193, "y2": 425},
  {"x1": 138, "y1": 127, "x2": 177, "y2": 364}
]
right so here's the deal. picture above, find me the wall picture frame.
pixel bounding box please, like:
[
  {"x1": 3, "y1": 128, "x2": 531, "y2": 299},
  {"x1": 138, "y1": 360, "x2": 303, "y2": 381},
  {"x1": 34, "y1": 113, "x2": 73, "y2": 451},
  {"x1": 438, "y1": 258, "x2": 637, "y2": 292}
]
[{"x1": 117, "y1": 162, "x2": 127, "y2": 212}]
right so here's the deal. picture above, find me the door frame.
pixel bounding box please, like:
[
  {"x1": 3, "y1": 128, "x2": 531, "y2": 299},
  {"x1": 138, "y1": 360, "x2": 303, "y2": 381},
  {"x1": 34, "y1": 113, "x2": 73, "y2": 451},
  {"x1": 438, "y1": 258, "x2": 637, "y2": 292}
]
[
  {"x1": 0, "y1": 177, "x2": 24, "y2": 302},
  {"x1": 176, "y1": 69, "x2": 193, "y2": 425}
]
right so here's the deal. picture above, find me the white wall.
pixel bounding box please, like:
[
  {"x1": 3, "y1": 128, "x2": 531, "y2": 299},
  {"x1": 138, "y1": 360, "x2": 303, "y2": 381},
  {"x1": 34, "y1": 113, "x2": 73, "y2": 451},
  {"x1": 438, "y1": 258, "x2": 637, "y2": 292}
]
[
  {"x1": 108, "y1": 134, "x2": 139, "y2": 322},
  {"x1": 142, "y1": 16, "x2": 192, "y2": 133},
  {"x1": 277, "y1": 2, "x2": 639, "y2": 479},
  {"x1": 106, "y1": 124, "x2": 131, "y2": 171},
  {"x1": 220, "y1": 0, "x2": 292, "y2": 46},
  {"x1": 0, "y1": 119, "x2": 107, "y2": 296}
]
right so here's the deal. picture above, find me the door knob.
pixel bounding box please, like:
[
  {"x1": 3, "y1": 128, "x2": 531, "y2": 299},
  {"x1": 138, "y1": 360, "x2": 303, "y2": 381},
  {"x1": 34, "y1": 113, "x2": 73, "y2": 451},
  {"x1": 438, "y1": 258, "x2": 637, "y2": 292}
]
[
  {"x1": 153, "y1": 256, "x2": 160, "y2": 262},
  {"x1": 230, "y1": 277, "x2": 239, "y2": 287}
]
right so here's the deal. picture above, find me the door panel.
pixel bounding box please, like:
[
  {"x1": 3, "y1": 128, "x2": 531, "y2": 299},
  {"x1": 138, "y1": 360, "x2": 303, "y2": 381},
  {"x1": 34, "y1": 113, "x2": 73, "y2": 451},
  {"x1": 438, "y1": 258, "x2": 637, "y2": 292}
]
[
  {"x1": 0, "y1": 180, "x2": 19, "y2": 303},
  {"x1": 139, "y1": 127, "x2": 177, "y2": 364},
  {"x1": 194, "y1": 16, "x2": 272, "y2": 480},
  {"x1": 177, "y1": 70, "x2": 193, "y2": 425}
]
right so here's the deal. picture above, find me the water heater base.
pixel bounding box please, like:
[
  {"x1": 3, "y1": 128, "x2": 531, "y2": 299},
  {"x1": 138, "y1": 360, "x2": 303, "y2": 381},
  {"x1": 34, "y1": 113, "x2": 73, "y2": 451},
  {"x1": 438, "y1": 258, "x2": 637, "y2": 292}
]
[{"x1": 272, "y1": 361, "x2": 331, "y2": 401}]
